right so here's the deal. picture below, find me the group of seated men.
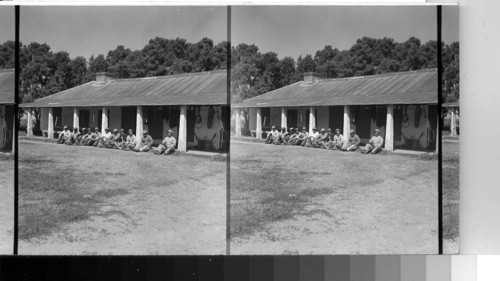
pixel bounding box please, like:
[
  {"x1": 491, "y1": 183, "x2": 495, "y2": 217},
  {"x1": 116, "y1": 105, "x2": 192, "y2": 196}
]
[
  {"x1": 56, "y1": 126, "x2": 178, "y2": 155},
  {"x1": 264, "y1": 126, "x2": 384, "y2": 154}
]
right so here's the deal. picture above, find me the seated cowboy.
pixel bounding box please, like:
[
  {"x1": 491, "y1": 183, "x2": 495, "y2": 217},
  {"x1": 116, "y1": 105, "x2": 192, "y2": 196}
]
[{"x1": 362, "y1": 129, "x2": 384, "y2": 154}]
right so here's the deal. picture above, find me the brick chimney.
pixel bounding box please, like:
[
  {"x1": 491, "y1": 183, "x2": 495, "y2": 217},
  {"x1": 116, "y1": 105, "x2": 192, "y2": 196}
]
[
  {"x1": 96, "y1": 72, "x2": 113, "y2": 83},
  {"x1": 303, "y1": 72, "x2": 320, "y2": 83}
]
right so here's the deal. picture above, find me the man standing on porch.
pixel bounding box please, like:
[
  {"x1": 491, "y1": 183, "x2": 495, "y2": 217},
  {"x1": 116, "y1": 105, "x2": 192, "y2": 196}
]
[
  {"x1": 362, "y1": 129, "x2": 384, "y2": 154},
  {"x1": 341, "y1": 129, "x2": 360, "y2": 152}
]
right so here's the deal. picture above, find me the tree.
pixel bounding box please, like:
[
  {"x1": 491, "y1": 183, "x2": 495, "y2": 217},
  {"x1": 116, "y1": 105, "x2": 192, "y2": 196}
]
[
  {"x1": 87, "y1": 54, "x2": 108, "y2": 81},
  {"x1": 0, "y1": 41, "x2": 16, "y2": 69},
  {"x1": 443, "y1": 42, "x2": 459, "y2": 102}
]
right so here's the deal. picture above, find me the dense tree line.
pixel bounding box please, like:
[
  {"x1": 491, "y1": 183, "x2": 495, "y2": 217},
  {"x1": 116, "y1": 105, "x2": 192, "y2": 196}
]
[
  {"x1": 0, "y1": 38, "x2": 228, "y2": 129},
  {"x1": 0, "y1": 35, "x2": 459, "y2": 109},
  {"x1": 231, "y1": 37, "x2": 459, "y2": 103}
]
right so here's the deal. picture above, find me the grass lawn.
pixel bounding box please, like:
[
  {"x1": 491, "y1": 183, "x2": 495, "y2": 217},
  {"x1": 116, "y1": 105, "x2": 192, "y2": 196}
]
[
  {"x1": 18, "y1": 140, "x2": 226, "y2": 255},
  {"x1": 230, "y1": 140, "x2": 438, "y2": 254},
  {"x1": 0, "y1": 155, "x2": 14, "y2": 254},
  {"x1": 443, "y1": 139, "x2": 460, "y2": 254}
]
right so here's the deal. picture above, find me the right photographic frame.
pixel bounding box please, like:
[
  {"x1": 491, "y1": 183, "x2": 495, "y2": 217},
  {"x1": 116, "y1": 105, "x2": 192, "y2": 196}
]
[{"x1": 230, "y1": 4, "x2": 459, "y2": 255}]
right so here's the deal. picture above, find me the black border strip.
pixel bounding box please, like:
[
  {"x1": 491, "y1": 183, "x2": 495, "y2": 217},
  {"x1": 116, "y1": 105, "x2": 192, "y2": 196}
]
[
  {"x1": 226, "y1": 5, "x2": 231, "y2": 255},
  {"x1": 437, "y1": 5, "x2": 443, "y2": 255},
  {"x1": 13, "y1": 5, "x2": 20, "y2": 256}
]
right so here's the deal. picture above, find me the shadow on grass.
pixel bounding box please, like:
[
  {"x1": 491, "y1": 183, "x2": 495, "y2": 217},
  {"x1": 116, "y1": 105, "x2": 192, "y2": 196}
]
[{"x1": 19, "y1": 162, "x2": 129, "y2": 240}]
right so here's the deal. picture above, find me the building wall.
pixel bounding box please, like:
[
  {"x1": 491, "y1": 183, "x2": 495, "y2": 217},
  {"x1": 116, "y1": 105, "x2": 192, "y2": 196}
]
[{"x1": 246, "y1": 104, "x2": 436, "y2": 150}]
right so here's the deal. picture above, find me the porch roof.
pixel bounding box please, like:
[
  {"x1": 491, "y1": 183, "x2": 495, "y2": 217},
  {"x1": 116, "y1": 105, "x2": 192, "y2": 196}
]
[
  {"x1": 0, "y1": 69, "x2": 15, "y2": 104},
  {"x1": 233, "y1": 69, "x2": 437, "y2": 108},
  {"x1": 20, "y1": 70, "x2": 228, "y2": 108}
]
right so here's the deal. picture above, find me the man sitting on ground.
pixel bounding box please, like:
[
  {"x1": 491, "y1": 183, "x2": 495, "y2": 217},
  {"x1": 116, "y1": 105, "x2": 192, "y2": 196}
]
[
  {"x1": 137, "y1": 130, "x2": 154, "y2": 152},
  {"x1": 86, "y1": 127, "x2": 101, "y2": 146},
  {"x1": 105, "y1": 129, "x2": 121, "y2": 149},
  {"x1": 122, "y1": 129, "x2": 136, "y2": 151},
  {"x1": 315, "y1": 128, "x2": 330, "y2": 148},
  {"x1": 304, "y1": 127, "x2": 320, "y2": 147},
  {"x1": 75, "y1": 128, "x2": 87, "y2": 145},
  {"x1": 362, "y1": 129, "x2": 384, "y2": 154},
  {"x1": 328, "y1": 128, "x2": 343, "y2": 149},
  {"x1": 57, "y1": 126, "x2": 72, "y2": 144},
  {"x1": 79, "y1": 128, "x2": 92, "y2": 145},
  {"x1": 286, "y1": 128, "x2": 297, "y2": 145},
  {"x1": 96, "y1": 127, "x2": 112, "y2": 148},
  {"x1": 274, "y1": 128, "x2": 288, "y2": 145},
  {"x1": 154, "y1": 130, "x2": 176, "y2": 155},
  {"x1": 341, "y1": 129, "x2": 360, "y2": 151},
  {"x1": 265, "y1": 126, "x2": 279, "y2": 144},
  {"x1": 291, "y1": 127, "x2": 309, "y2": 146},
  {"x1": 66, "y1": 128, "x2": 79, "y2": 145}
]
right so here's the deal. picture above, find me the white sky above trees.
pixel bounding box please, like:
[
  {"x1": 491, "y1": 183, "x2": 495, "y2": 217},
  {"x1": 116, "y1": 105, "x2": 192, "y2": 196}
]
[{"x1": 20, "y1": 6, "x2": 227, "y2": 59}]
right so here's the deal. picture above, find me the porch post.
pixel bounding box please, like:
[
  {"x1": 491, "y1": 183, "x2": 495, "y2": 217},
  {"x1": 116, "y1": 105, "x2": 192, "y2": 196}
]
[
  {"x1": 101, "y1": 106, "x2": 108, "y2": 134},
  {"x1": 256, "y1": 108, "x2": 262, "y2": 139},
  {"x1": 27, "y1": 108, "x2": 33, "y2": 137},
  {"x1": 385, "y1": 104, "x2": 394, "y2": 151},
  {"x1": 47, "y1": 107, "x2": 54, "y2": 139},
  {"x1": 343, "y1": 105, "x2": 350, "y2": 137},
  {"x1": 136, "y1": 106, "x2": 143, "y2": 143},
  {"x1": 73, "y1": 108, "x2": 79, "y2": 130},
  {"x1": 235, "y1": 109, "x2": 242, "y2": 137},
  {"x1": 450, "y1": 108, "x2": 456, "y2": 137},
  {"x1": 178, "y1": 105, "x2": 187, "y2": 152},
  {"x1": 309, "y1": 106, "x2": 315, "y2": 134},
  {"x1": 281, "y1": 107, "x2": 287, "y2": 130}
]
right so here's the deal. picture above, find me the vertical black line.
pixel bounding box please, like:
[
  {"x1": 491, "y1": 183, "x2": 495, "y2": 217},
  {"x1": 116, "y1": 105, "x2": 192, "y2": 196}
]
[
  {"x1": 14, "y1": 5, "x2": 20, "y2": 255},
  {"x1": 226, "y1": 5, "x2": 231, "y2": 256},
  {"x1": 437, "y1": 5, "x2": 443, "y2": 255}
]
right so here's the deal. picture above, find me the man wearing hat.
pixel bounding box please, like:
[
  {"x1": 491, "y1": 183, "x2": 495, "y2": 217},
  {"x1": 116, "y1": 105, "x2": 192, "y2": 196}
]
[
  {"x1": 341, "y1": 128, "x2": 360, "y2": 151},
  {"x1": 327, "y1": 128, "x2": 344, "y2": 149},
  {"x1": 75, "y1": 128, "x2": 87, "y2": 145},
  {"x1": 304, "y1": 127, "x2": 320, "y2": 147},
  {"x1": 291, "y1": 127, "x2": 309, "y2": 146},
  {"x1": 274, "y1": 127, "x2": 287, "y2": 145},
  {"x1": 265, "y1": 126, "x2": 279, "y2": 144},
  {"x1": 86, "y1": 127, "x2": 101, "y2": 147},
  {"x1": 57, "y1": 126, "x2": 72, "y2": 144},
  {"x1": 314, "y1": 128, "x2": 330, "y2": 148},
  {"x1": 66, "y1": 128, "x2": 79, "y2": 145},
  {"x1": 122, "y1": 129, "x2": 137, "y2": 151},
  {"x1": 104, "y1": 129, "x2": 121, "y2": 149},
  {"x1": 96, "y1": 127, "x2": 112, "y2": 148},
  {"x1": 284, "y1": 128, "x2": 296, "y2": 145},
  {"x1": 137, "y1": 130, "x2": 154, "y2": 152},
  {"x1": 80, "y1": 128, "x2": 93, "y2": 146},
  {"x1": 362, "y1": 129, "x2": 384, "y2": 154},
  {"x1": 155, "y1": 130, "x2": 177, "y2": 155}
]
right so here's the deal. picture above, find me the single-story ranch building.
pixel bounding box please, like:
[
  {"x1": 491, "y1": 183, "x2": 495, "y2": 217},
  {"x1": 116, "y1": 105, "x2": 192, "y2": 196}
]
[
  {"x1": 20, "y1": 70, "x2": 229, "y2": 153},
  {"x1": 0, "y1": 69, "x2": 15, "y2": 152},
  {"x1": 233, "y1": 69, "x2": 438, "y2": 152}
]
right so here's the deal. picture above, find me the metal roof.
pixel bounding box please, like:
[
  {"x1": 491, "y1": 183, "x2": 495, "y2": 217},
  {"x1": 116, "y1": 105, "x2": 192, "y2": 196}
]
[
  {"x1": 21, "y1": 70, "x2": 228, "y2": 108},
  {"x1": 234, "y1": 69, "x2": 437, "y2": 108},
  {"x1": 0, "y1": 69, "x2": 15, "y2": 104},
  {"x1": 442, "y1": 100, "x2": 459, "y2": 107}
]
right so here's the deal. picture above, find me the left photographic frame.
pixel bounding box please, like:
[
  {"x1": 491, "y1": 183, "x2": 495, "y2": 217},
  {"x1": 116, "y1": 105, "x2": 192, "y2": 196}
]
[
  {"x1": 0, "y1": 5, "x2": 15, "y2": 255},
  {"x1": 16, "y1": 6, "x2": 229, "y2": 255}
]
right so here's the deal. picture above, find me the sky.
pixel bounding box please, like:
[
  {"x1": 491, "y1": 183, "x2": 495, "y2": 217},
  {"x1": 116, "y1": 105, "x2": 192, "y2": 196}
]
[
  {"x1": 20, "y1": 6, "x2": 227, "y2": 59},
  {"x1": 232, "y1": 5, "x2": 459, "y2": 59},
  {"x1": 0, "y1": 6, "x2": 15, "y2": 43}
]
